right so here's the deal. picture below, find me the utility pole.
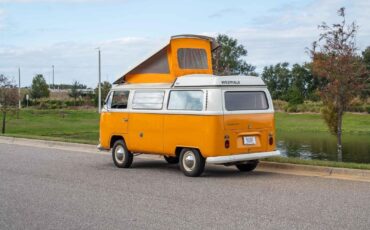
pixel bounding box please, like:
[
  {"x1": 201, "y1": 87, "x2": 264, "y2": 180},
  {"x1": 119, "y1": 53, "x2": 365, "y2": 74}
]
[
  {"x1": 98, "y1": 48, "x2": 102, "y2": 113},
  {"x1": 18, "y1": 67, "x2": 21, "y2": 109},
  {"x1": 52, "y1": 65, "x2": 55, "y2": 89}
]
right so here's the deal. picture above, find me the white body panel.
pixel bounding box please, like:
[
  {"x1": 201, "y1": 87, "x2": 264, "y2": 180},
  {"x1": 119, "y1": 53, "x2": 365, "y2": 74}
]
[{"x1": 107, "y1": 74, "x2": 274, "y2": 115}]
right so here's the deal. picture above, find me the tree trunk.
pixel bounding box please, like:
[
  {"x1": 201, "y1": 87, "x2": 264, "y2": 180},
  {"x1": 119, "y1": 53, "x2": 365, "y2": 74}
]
[
  {"x1": 1, "y1": 111, "x2": 6, "y2": 134},
  {"x1": 337, "y1": 109, "x2": 343, "y2": 161}
]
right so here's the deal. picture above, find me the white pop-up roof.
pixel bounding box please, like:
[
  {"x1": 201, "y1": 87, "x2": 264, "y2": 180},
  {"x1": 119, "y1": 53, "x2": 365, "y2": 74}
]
[{"x1": 173, "y1": 74, "x2": 266, "y2": 87}]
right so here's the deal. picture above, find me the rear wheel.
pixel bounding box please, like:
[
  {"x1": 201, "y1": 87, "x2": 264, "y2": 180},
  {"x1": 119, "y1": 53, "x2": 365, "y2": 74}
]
[
  {"x1": 179, "y1": 148, "x2": 205, "y2": 177},
  {"x1": 235, "y1": 160, "x2": 259, "y2": 172},
  {"x1": 112, "y1": 139, "x2": 133, "y2": 168},
  {"x1": 164, "y1": 156, "x2": 179, "y2": 164}
]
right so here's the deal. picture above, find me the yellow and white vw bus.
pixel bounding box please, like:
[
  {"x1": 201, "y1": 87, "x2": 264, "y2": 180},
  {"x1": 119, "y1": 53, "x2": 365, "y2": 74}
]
[{"x1": 98, "y1": 35, "x2": 280, "y2": 177}]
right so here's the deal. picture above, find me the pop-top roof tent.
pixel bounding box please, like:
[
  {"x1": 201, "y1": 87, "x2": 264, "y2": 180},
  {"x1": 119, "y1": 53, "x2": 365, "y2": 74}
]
[{"x1": 114, "y1": 35, "x2": 220, "y2": 85}]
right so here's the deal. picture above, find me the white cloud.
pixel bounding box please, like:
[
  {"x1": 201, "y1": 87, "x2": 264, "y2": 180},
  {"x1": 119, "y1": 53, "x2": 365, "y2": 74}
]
[
  {"x1": 209, "y1": 8, "x2": 245, "y2": 19},
  {"x1": 0, "y1": 9, "x2": 5, "y2": 29},
  {"x1": 1, "y1": 0, "x2": 369, "y2": 86},
  {"x1": 0, "y1": 36, "x2": 168, "y2": 87},
  {"x1": 213, "y1": 0, "x2": 370, "y2": 71},
  {"x1": 0, "y1": 0, "x2": 125, "y2": 2}
]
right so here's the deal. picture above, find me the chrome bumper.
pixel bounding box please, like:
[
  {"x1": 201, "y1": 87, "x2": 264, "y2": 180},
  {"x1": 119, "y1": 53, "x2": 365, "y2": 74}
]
[{"x1": 206, "y1": 150, "x2": 280, "y2": 164}]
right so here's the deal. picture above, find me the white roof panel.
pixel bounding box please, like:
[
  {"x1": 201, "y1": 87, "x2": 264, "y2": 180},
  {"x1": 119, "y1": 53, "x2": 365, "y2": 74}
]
[{"x1": 173, "y1": 74, "x2": 266, "y2": 87}]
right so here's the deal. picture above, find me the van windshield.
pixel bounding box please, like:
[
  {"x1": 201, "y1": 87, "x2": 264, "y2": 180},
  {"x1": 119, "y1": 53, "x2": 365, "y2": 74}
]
[{"x1": 225, "y1": 91, "x2": 268, "y2": 111}]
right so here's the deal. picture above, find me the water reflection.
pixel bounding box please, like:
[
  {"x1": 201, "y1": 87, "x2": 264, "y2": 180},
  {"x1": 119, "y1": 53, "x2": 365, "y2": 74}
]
[{"x1": 277, "y1": 132, "x2": 370, "y2": 163}]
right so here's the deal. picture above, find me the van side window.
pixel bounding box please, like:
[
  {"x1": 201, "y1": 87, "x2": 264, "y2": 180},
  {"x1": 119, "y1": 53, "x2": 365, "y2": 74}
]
[
  {"x1": 177, "y1": 48, "x2": 208, "y2": 69},
  {"x1": 111, "y1": 91, "x2": 130, "y2": 109},
  {"x1": 225, "y1": 91, "x2": 268, "y2": 111},
  {"x1": 132, "y1": 91, "x2": 164, "y2": 110},
  {"x1": 104, "y1": 92, "x2": 112, "y2": 109},
  {"x1": 168, "y1": 91, "x2": 203, "y2": 111}
]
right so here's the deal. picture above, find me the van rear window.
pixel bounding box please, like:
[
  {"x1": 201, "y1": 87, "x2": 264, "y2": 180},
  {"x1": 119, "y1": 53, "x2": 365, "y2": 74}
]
[{"x1": 225, "y1": 91, "x2": 268, "y2": 111}]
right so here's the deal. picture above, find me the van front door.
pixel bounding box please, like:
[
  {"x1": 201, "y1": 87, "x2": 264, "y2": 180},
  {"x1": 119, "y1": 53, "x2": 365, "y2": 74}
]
[{"x1": 108, "y1": 90, "x2": 130, "y2": 135}]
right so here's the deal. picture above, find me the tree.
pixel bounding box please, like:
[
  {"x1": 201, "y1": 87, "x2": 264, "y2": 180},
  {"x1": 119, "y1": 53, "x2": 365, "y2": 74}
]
[
  {"x1": 212, "y1": 34, "x2": 257, "y2": 76},
  {"x1": 94, "y1": 81, "x2": 112, "y2": 107},
  {"x1": 0, "y1": 75, "x2": 19, "y2": 134},
  {"x1": 310, "y1": 8, "x2": 368, "y2": 158},
  {"x1": 31, "y1": 74, "x2": 50, "y2": 99},
  {"x1": 361, "y1": 47, "x2": 370, "y2": 99},
  {"x1": 69, "y1": 81, "x2": 82, "y2": 105},
  {"x1": 261, "y1": 62, "x2": 292, "y2": 100}
]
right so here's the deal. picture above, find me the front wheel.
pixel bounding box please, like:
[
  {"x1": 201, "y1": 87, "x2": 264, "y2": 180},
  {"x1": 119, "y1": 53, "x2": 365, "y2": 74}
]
[
  {"x1": 235, "y1": 160, "x2": 259, "y2": 172},
  {"x1": 179, "y1": 148, "x2": 205, "y2": 177},
  {"x1": 112, "y1": 139, "x2": 133, "y2": 168}
]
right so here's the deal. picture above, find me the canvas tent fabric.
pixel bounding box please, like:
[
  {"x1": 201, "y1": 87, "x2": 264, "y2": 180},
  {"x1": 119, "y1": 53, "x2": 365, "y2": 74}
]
[{"x1": 114, "y1": 35, "x2": 219, "y2": 85}]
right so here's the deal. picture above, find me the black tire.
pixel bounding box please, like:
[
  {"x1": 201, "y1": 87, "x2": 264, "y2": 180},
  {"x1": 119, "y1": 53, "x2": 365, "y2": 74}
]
[
  {"x1": 179, "y1": 148, "x2": 205, "y2": 177},
  {"x1": 235, "y1": 160, "x2": 259, "y2": 172},
  {"x1": 164, "y1": 156, "x2": 179, "y2": 164},
  {"x1": 112, "y1": 139, "x2": 133, "y2": 168}
]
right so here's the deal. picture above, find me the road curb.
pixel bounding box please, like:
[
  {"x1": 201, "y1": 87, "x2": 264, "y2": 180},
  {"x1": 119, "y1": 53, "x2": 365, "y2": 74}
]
[
  {"x1": 1, "y1": 136, "x2": 369, "y2": 182},
  {"x1": 258, "y1": 161, "x2": 370, "y2": 182},
  {"x1": 0, "y1": 136, "x2": 99, "y2": 154}
]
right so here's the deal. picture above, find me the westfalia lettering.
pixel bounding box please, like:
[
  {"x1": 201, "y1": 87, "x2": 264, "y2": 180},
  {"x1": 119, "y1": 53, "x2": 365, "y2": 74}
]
[{"x1": 221, "y1": 81, "x2": 240, "y2": 85}]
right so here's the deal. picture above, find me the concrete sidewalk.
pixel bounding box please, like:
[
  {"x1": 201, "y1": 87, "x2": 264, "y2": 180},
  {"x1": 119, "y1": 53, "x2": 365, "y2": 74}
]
[{"x1": 0, "y1": 136, "x2": 369, "y2": 182}]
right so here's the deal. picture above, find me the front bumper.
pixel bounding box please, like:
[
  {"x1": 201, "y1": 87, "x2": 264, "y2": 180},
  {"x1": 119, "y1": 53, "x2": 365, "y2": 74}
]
[{"x1": 206, "y1": 150, "x2": 280, "y2": 164}]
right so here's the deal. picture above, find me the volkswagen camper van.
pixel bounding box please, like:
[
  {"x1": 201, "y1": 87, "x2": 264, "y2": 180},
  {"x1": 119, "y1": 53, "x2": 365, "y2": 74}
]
[{"x1": 98, "y1": 35, "x2": 280, "y2": 177}]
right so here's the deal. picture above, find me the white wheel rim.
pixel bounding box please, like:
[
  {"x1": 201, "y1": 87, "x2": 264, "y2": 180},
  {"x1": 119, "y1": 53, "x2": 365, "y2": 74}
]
[
  {"x1": 115, "y1": 145, "x2": 125, "y2": 164},
  {"x1": 183, "y1": 151, "x2": 196, "y2": 172}
]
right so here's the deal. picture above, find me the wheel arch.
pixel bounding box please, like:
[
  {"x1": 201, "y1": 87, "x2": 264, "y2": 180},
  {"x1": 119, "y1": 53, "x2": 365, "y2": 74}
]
[
  {"x1": 175, "y1": 146, "x2": 203, "y2": 158},
  {"x1": 110, "y1": 135, "x2": 126, "y2": 148}
]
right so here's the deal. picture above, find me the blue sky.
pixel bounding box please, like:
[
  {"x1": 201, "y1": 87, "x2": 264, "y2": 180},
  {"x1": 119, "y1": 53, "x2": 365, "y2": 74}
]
[{"x1": 0, "y1": 0, "x2": 369, "y2": 87}]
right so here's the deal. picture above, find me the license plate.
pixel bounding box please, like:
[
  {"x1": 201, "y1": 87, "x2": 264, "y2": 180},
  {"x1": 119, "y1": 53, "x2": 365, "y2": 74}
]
[{"x1": 243, "y1": 136, "x2": 256, "y2": 145}]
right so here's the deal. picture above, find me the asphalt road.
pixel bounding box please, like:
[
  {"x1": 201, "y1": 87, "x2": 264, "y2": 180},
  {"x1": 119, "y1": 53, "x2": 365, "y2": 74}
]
[{"x1": 0, "y1": 143, "x2": 369, "y2": 230}]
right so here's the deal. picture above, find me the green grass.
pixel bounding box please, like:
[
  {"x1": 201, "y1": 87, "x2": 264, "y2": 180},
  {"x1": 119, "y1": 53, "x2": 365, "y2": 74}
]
[
  {"x1": 1, "y1": 109, "x2": 99, "y2": 144},
  {"x1": 1, "y1": 109, "x2": 369, "y2": 170},
  {"x1": 264, "y1": 157, "x2": 370, "y2": 170},
  {"x1": 275, "y1": 112, "x2": 370, "y2": 135}
]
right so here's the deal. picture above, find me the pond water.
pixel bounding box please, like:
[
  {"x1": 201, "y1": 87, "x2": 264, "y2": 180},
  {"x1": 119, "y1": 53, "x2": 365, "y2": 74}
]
[{"x1": 277, "y1": 132, "x2": 370, "y2": 164}]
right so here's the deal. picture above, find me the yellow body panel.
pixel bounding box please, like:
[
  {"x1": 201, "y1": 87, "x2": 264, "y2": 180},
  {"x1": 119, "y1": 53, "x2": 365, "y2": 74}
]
[
  {"x1": 99, "y1": 111, "x2": 129, "y2": 147},
  {"x1": 127, "y1": 113, "x2": 164, "y2": 154},
  {"x1": 99, "y1": 112, "x2": 276, "y2": 158},
  {"x1": 125, "y1": 73, "x2": 174, "y2": 84}
]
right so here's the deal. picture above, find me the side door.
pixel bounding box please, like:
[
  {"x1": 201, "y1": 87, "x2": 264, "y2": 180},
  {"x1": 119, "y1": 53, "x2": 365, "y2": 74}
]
[{"x1": 128, "y1": 90, "x2": 165, "y2": 154}]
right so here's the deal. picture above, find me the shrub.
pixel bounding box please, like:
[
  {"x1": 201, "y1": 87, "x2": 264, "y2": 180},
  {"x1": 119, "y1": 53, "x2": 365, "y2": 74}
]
[
  {"x1": 286, "y1": 105, "x2": 298, "y2": 113},
  {"x1": 366, "y1": 106, "x2": 370, "y2": 114}
]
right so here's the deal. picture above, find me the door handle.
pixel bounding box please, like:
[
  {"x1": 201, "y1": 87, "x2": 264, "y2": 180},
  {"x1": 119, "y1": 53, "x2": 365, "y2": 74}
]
[{"x1": 123, "y1": 118, "x2": 129, "y2": 122}]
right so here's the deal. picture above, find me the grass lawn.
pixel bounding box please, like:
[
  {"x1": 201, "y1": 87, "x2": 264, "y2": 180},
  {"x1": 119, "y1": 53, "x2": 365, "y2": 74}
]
[
  {"x1": 1, "y1": 109, "x2": 100, "y2": 144},
  {"x1": 1, "y1": 109, "x2": 369, "y2": 169},
  {"x1": 275, "y1": 112, "x2": 370, "y2": 135}
]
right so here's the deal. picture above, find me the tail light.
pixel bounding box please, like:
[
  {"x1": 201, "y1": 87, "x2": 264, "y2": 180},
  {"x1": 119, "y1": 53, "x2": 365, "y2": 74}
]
[
  {"x1": 224, "y1": 135, "x2": 230, "y2": 149},
  {"x1": 225, "y1": 140, "x2": 230, "y2": 149},
  {"x1": 269, "y1": 134, "x2": 274, "y2": 145}
]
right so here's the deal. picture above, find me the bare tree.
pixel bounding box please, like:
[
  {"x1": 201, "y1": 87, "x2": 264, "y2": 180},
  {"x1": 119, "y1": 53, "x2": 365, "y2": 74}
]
[
  {"x1": 0, "y1": 75, "x2": 19, "y2": 134},
  {"x1": 310, "y1": 8, "x2": 368, "y2": 159}
]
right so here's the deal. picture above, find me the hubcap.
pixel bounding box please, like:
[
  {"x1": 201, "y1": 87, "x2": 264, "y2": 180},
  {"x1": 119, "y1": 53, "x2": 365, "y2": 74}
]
[
  {"x1": 115, "y1": 145, "x2": 125, "y2": 164},
  {"x1": 183, "y1": 151, "x2": 196, "y2": 171}
]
